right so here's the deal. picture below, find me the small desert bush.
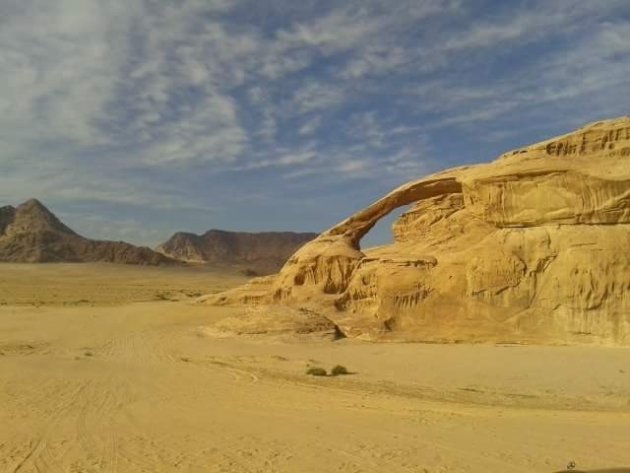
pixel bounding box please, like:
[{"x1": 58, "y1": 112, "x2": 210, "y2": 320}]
[
  {"x1": 330, "y1": 365, "x2": 349, "y2": 376},
  {"x1": 306, "y1": 367, "x2": 327, "y2": 376}
]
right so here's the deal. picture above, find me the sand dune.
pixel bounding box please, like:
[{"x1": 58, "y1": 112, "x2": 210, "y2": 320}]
[{"x1": 1, "y1": 263, "x2": 629, "y2": 472}]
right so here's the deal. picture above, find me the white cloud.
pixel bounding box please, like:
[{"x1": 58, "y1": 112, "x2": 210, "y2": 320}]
[
  {"x1": 292, "y1": 82, "x2": 346, "y2": 113},
  {"x1": 139, "y1": 93, "x2": 248, "y2": 165},
  {"x1": 229, "y1": 147, "x2": 317, "y2": 171},
  {"x1": 347, "y1": 112, "x2": 387, "y2": 148},
  {"x1": 298, "y1": 116, "x2": 322, "y2": 136},
  {"x1": 338, "y1": 160, "x2": 367, "y2": 174},
  {"x1": 0, "y1": 1, "x2": 130, "y2": 148},
  {"x1": 259, "y1": 50, "x2": 313, "y2": 79},
  {"x1": 256, "y1": 110, "x2": 279, "y2": 142},
  {"x1": 275, "y1": 7, "x2": 381, "y2": 54},
  {"x1": 441, "y1": 1, "x2": 626, "y2": 53},
  {"x1": 0, "y1": 0, "x2": 628, "y2": 244},
  {"x1": 341, "y1": 47, "x2": 410, "y2": 79}
]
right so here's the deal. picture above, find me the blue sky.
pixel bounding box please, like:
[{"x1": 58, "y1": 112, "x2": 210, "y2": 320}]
[{"x1": 1, "y1": 0, "x2": 629, "y2": 247}]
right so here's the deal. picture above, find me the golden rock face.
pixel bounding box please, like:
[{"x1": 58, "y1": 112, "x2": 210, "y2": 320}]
[{"x1": 208, "y1": 117, "x2": 630, "y2": 345}]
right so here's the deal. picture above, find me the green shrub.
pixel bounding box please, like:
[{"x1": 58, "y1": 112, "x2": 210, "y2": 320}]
[
  {"x1": 306, "y1": 367, "x2": 327, "y2": 376},
  {"x1": 331, "y1": 365, "x2": 349, "y2": 376}
]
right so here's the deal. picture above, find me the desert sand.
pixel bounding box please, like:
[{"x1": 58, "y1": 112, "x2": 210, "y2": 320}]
[{"x1": 1, "y1": 263, "x2": 629, "y2": 472}]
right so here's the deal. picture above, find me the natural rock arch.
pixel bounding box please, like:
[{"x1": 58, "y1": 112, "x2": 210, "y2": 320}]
[
  {"x1": 206, "y1": 116, "x2": 630, "y2": 344},
  {"x1": 269, "y1": 176, "x2": 464, "y2": 302},
  {"x1": 324, "y1": 176, "x2": 463, "y2": 248}
]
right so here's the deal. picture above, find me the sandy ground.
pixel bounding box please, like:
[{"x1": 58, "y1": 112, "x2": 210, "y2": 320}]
[
  {"x1": 1, "y1": 264, "x2": 629, "y2": 473},
  {"x1": 0, "y1": 263, "x2": 246, "y2": 306}
]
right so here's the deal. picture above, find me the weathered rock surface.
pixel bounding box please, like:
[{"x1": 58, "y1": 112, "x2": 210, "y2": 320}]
[
  {"x1": 199, "y1": 305, "x2": 341, "y2": 341},
  {"x1": 0, "y1": 205, "x2": 16, "y2": 235},
  {"x1": 206, "y1": 117, "x2": 630, "y2": 345},
  {"x1": 0, "y1": 199, "x2": 174, "y2": 265},
  {"x1": 157, "y1": 229, "x2": 317, "y2": 274}
]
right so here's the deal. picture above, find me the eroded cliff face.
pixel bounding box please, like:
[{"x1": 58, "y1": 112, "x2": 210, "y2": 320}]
[
  {"x1": 206, "y1": 117, "x2": 630, "y2": 345},
  {"x1": 157, "y1": 230, "x2": 318, "y2": 274}
]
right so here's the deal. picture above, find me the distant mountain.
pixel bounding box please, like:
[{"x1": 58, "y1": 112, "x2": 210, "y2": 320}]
[
  {"x1": 157, "y1": 229, "x2": 317, "y2": 274},
  {"x1": 0, "y1": 199, "x2": 173, "y2": 265}
]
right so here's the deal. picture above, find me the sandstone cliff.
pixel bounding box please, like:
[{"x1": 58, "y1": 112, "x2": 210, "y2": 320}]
[
  {"x1": 206, "y1": 117, "x2": 630, "y2": 345},
  {"x1": 157, "y1": 230, "x2": 317, "y2": 274},
  {"x1": 0, "y1": 199, "x2": 174, "y2": 265}
]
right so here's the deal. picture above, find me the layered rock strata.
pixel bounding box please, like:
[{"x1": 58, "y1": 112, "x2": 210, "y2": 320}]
[{"x1": 206, "y1": 117, "x2": 630, "y2": 345}]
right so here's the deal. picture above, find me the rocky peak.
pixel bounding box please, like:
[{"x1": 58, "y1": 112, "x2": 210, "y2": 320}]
[
  {"x1": 10, "y1": 198, "x2": 76, "y2": 236},
  {"x1": 156, "y1": 232, "x2": 205, "y2": 263},
  {"x1": 0, "y1": 199, "x2": 173, "y2": 265}
]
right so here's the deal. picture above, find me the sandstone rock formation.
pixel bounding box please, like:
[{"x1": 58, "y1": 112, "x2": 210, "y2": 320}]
[
  {"x1": 0, "y1": 199, "x2": 174, "y2": 265},
  {"x1": 201, "y1": 305, "x2": 341, "y2": 341},
  {"x1": 157, "y1": 229, "x2": 317, "y2": 274},
  {"x1": 206, "y1": 117, "x2": 630, "y2": 345}
]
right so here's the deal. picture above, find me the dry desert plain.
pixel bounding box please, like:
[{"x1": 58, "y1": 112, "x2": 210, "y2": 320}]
[{"x1": 1, "y1": 263, "x2": 629, "y2": 473}]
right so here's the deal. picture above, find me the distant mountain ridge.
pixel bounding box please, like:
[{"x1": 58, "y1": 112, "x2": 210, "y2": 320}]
[
  {"x1": 157, "y1": 229, "x2": 317, "y2": 274},
  {"x1": 0, "y1": 199, "x2": 173, "y2": 265}
]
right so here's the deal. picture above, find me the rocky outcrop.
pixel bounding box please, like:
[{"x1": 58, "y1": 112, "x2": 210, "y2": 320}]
[
  {"x1": 206, "y1": 117, "x2": 630, "y2": 345},
  {"x1": 0, "y1": 199, "x2": 174, "y2": 265},
  {"x1": 200, "y1": 305, "x2": 341, "y2": 341},
  {"x1": 157, "y1": 229, "x2": 317, "y2": 274},
  {"x1": 0, "y1": 205, "x2": 16, "y2": 235}
]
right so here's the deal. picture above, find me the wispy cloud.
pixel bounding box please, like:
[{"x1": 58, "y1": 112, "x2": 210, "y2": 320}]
[
  {"x1": 0, "y1": 0, "x2": 628, "y2": 243},
  {"x1": 292, "y1": 82, "x2": 347, "y2": 113},
  {"x1": 298, "y1": 116, "x2": 322, "y2": 136}
]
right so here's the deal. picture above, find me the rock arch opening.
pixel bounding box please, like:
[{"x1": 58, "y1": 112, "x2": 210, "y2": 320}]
[
  {"x1": 324, "y1": 177, "x2": 463, "y2": 251},
  {"x1": 360, "y1": 205, "x2": 412, "y2": 249}
]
